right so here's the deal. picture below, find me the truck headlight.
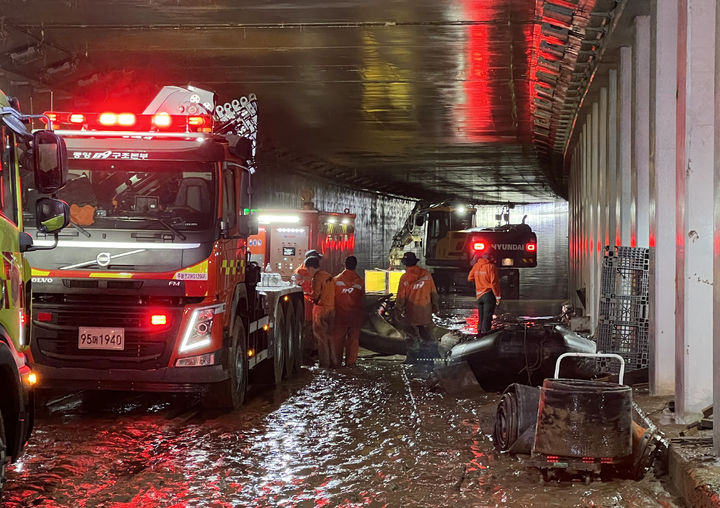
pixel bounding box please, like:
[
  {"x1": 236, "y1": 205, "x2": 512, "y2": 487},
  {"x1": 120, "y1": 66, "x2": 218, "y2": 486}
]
[{"x1": 178, "y1": 303, "x2": 225, "y2": 353}]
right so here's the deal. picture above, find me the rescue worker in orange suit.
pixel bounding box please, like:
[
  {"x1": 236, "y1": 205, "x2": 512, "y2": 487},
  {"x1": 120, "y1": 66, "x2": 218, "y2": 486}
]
[
  {"x1": 468, "y1": 250, "x2": 501, "y2": 334},
  {"x1": 292, "y1": 249, "x2": 323, "y2": 364},
  {"x1": 305, "y1": 256, "x2": 337, "y2": 368},
  {"x1": 333, "y1": 256, "x2": 365, "y2": 368},
  {"x1": 394, "y1": 252, "x2": 440, "y2": 362}
]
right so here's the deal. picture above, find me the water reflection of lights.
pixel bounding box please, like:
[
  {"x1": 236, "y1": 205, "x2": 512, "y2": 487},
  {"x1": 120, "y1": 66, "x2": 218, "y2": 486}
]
[{"x1": 4, "y1": 360, "x2": 676, "y2": 506}]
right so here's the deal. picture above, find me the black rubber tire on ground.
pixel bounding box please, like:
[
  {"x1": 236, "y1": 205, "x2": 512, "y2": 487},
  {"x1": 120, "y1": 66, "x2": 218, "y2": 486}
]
[
  {"x1": 272, "y1": 306, "x2": 286, "y2": 385},
  {"x1": 283, "y1": 303, "x2": 296, "y2": 379},
  {"x1": 0, "y1": 410, "x2": 6, "y2": 498},
  {"x1": 293, "y1": 300, "x2": 304, "y2": 372},
  {"x1": 202, "y1": 320, "x2": 248, "y2": 409}
]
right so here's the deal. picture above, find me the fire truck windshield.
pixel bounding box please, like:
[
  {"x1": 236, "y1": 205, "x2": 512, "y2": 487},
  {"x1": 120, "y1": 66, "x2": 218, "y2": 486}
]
[{"x1": 23, "y1": 161, "x2": 216, "y2": 232}]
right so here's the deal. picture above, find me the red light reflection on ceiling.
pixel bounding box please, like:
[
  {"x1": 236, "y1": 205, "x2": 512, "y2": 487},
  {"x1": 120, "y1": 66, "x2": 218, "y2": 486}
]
[
  {"x1": 459, "y1": 1, "x2": 494, "y2": 142},
  {"x1": 458, "y1": 0, "x2": 535, "y2": 143}
]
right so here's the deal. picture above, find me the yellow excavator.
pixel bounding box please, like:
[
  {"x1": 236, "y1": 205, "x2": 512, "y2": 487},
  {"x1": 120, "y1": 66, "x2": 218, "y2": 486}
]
[{"x1": 389, "y1": 202, "x2": 537, "y2": 296}]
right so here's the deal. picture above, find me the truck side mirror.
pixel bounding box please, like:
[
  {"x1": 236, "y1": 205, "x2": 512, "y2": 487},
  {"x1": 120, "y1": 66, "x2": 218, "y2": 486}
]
[
  {"x1": 414, "y1": 215, "x2": 425, "y2": 227},
  {"x1": 237, "y1": 214, "x2": 258, "y2": 236},
  {"x1": 33, "y1": 130, "x2": 68, "y2": 193},
  {"x1": 35, "y1": 197, "x2": 70, "y2": 234}
]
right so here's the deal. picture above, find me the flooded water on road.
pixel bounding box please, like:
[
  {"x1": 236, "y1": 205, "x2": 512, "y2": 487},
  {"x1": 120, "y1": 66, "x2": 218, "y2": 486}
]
[{"x1": 5, "y1": 360, "x2": 679, "y2": 507}]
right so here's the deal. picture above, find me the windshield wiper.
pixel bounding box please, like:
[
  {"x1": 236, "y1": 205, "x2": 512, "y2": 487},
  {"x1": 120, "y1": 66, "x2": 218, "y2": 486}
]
[
  {"x1": 71, "y1": 221, "x2": 92, "y2": 238},
  {"x1": 113, "y1": 216, "x2": 187, "y2": 241},
  {"x1": 157, "y1": 218, "x2": 186, "y2": 241}
]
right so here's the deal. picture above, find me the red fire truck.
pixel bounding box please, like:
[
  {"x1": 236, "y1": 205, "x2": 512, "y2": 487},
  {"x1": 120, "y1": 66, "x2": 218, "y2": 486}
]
[
  {"x1": 248, "y1": 206, "x2": 356, "y2": 279},
  {"x1": 24, "y1": 87, "x2": 305, "y2": 408}
]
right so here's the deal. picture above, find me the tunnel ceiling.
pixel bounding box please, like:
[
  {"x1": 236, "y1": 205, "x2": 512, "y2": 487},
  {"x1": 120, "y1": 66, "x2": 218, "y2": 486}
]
[{"x1": 2, "y1": 0, "x2": 620, "y2": 203}]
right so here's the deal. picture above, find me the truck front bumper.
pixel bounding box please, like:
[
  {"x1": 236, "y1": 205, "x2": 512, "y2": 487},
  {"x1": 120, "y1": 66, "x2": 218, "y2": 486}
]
[{"x1": 33, "y1": 363, "x2": 229, "y2": 393}]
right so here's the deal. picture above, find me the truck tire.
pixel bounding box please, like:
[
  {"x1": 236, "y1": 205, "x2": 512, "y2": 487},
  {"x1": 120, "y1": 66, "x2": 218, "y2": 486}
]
[
  {"x1": 202, "y1": 320, "x2": 248, "y2": 409},
  {"x1": 283, "y1": 304, "x2": 296, "y2": 379},
  {"x1": 293, "y1": 300, "x2": 304, "y2": 373},
  {"x1": 271, "y1": 306, "x2": 286, "y2": 385},
  {"x1": 0, "y1": 411, "x2": 6, "y2": 497}
]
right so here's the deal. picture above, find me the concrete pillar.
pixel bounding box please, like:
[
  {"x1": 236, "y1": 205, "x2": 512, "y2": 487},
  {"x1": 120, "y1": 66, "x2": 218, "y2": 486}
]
[
  {"x1": 608, "y1": 69, "x2": 619, "y2": 248},
  {"x1": 585, "y1": 119, "x2": 592, "y2": 311},
  {"x1": 676, "y1": 0, "x2": 716, "y2": 421},
  {"x1": 591, "y1": 103, "x2": 600, "y2": 330},
  {"x1": 633, "y1": 16, "x2": 651, "y2": 248},
  {"x1": 579, "y1": 125, "x2": 587, "y2": 310},
  {"x1": 570, "y1": 145, "x2": 580, "y2": 308},
  {"x1": 599, "y1": 88, "x2": 608, "y2": 251},
  {"x1": 713, "y1": 0, "x2": 720, "y2": 455},
  {"x1": 649, "y1": 0, "x2": 677, "y2": 396},
  {"x1": 618, "y1": 47, "x2": 633, "y2": 246}
]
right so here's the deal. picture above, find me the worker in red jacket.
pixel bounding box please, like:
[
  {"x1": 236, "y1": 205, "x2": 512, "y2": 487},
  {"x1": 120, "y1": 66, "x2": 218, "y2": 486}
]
[
  {"x1": 333, "y1": 256, "x2": 365, "y2": 367},
  {"x1": 394, "y1": 252, "x2": 439, "y2": 362},
  {"x1": 292, "y1": 249, "x2": 322, "y2": 363},
  {"x1": 467, "y1": 250, "x2": 501, "y2": 334},
  {"x1": 306, "y1": 255, "x2": 336, "y2": 368}
]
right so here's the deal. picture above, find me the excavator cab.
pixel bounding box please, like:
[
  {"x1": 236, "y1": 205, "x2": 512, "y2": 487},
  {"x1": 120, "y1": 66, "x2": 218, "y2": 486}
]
[{"x1": 423, "y1": 205, "x2": 475, "y2": 266}]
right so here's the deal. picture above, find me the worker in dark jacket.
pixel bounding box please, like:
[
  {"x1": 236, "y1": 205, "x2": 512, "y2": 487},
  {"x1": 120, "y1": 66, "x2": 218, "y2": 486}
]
[
  {"x1": 306, "y1": 255, "x2": 336, "y2": 368},
  {"x1": 394, "y1": 252, "x2": 439, "y2": 361},
  {"x1": 468, "y1": 250, "x2": 501, "y2": 334},
  {"x1": 292, "y1": 250, "x2": 323, "y2": 363},
  {"x1": 333, "y1": 256, "x2": 365, "y2": 367}
]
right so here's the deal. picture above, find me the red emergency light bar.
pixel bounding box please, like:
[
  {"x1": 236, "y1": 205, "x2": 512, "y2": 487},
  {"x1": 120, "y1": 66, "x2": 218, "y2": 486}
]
[{"x1": 42, "y1": 111, "x2": 213, "y2": 133}]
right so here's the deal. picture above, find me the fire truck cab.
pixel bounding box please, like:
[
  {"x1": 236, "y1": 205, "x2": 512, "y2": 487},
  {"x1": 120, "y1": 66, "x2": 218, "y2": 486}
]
[{"x1": 24, "y1": 92, "x2": 305, "y2": 409}]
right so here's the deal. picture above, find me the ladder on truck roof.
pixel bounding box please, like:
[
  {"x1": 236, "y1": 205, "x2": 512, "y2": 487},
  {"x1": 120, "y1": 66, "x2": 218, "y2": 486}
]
[
  {"x1": 214, "y1": 94, "x2": 258, "y2": 172},
  {"x1": 143, "y1": 85, "x2": 259, "y2": 171}
]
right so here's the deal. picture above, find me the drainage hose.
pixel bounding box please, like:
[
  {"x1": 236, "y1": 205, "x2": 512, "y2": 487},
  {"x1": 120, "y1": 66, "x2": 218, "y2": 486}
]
[{"x1": 494, "y1": 383, "x2": 541, "y2": 454}]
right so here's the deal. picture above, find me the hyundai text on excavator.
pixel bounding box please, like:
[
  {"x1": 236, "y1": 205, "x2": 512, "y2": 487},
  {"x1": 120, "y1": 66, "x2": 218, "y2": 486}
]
[
  {"x1": 389, "y1": 202, "x2": 537, "y2": 297},
  {"x1": 23, "y1": 86, "x2": 305, "y2": 409},
  {"x1": 0, "y1": 90, "x2": 70, "y2": 497}
]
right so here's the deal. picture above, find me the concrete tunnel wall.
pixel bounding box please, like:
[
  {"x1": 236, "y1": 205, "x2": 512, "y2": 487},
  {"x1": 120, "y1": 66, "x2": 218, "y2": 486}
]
[{"x1": 565, "y1": 0, "x2": 720, "y2": 434}]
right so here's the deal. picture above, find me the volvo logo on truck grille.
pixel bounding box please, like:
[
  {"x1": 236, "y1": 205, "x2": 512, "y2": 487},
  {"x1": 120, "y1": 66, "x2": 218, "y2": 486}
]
[{"x1": 96, "y1": 252, "x2": 112, "y2": 267}]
